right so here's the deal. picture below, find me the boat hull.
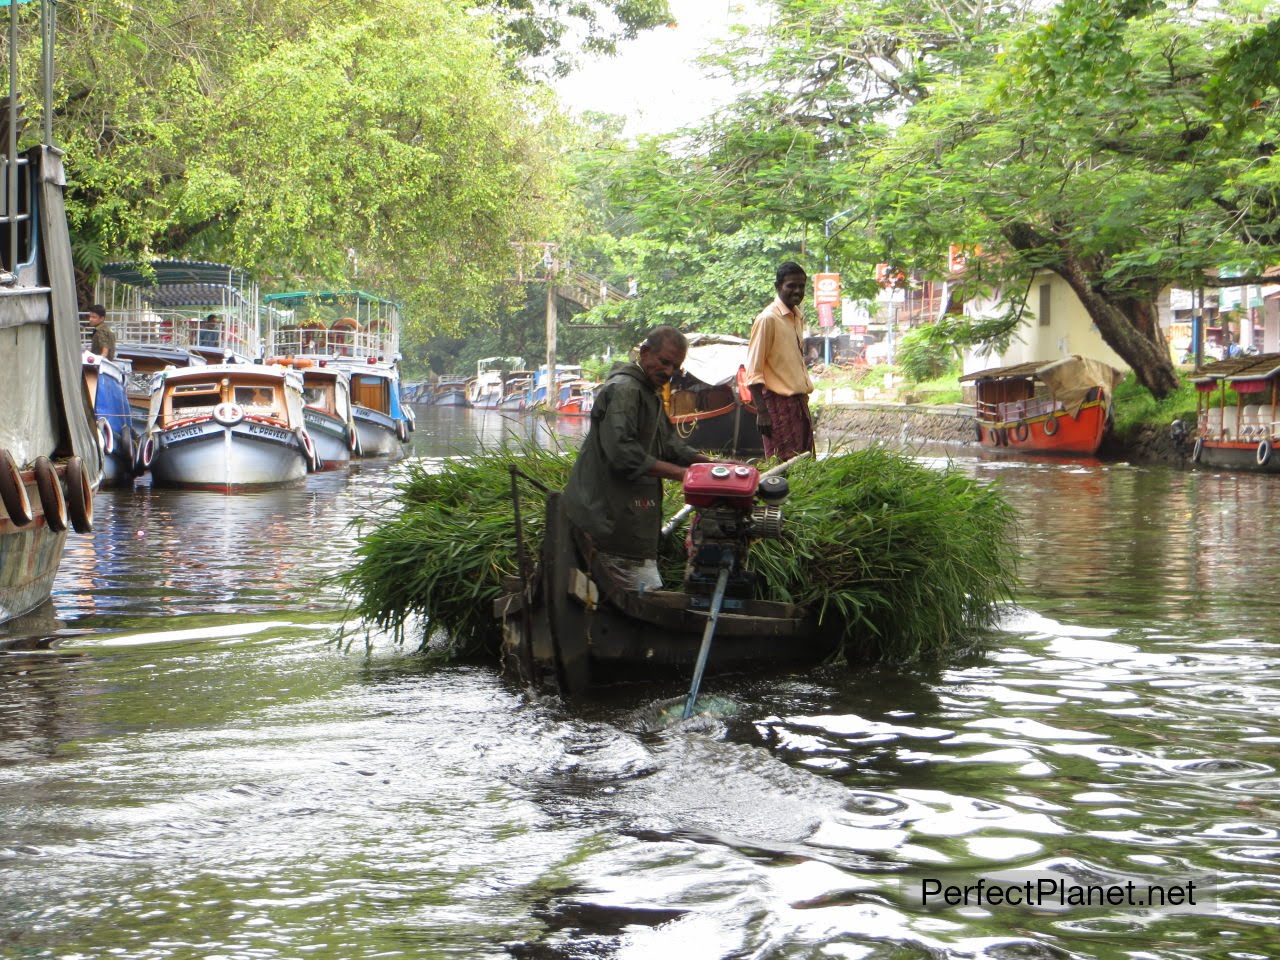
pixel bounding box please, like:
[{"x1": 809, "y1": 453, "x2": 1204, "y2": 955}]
[
  {"x1": 148, "y1": 420, "x2": 308, "y2": 491},
  {"x1": 495, "y1": 494, "x2": 837, "y2": 695},
  {"x1": 353, "y1": 407, "x2": 407, "y2": 458},
  {"x1": 0, "y1": 520, "x2": 68, "y2": 626},
  {"x1": 975, "y1": 397, "x2": 1109, "y2": 456},
  {"x1": 303, "y1": 408, "x2": 354, "y2": 470},
  {"x1": 1193, "y1": 439, "x2": 1280, "y2": 473},
  {"x1": 433, "y1": 390, "x2": 468, "y2": 408}
]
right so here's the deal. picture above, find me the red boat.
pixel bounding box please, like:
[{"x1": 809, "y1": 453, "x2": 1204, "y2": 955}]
[
  {"x1": 960, "y1": 356, "x2": 1124, "y2": 456},
  {"x1": 555, "y1": 380, "x2": 596, "y2": 418},
  {"x1": 1190, "y1": 353, "x2": 1280, "y2": 472}
]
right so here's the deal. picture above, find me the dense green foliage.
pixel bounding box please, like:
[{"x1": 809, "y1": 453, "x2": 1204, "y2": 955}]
[
  {"x1": 576, "y1": 0, "x2": 1280, "y2": 399},
  {"x1": 1110, "y1": 372, "x2": 1201, "y2": 437},
  {"x1": 341, "y1": 444, "x2": 1019, "y2": 662}
]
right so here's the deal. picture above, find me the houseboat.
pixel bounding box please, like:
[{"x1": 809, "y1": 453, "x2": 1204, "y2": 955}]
[
  {"x1": 1190, "y1": 353, "x2": 1280, "y2": 471},
  {"x1": 432, "y1": 376, "x2": 470, "y2": 407},
  {"x1": 664, "y1": 333, "x2": 763, "y2": 458},
  {"x1": 139, "y1": 363, "x2": 315, "y2": 491},
  {"x1": 498, "y1": 373, "x2": 534, "y2": 411},
  {"x1": 468, "y1": 357, "x2": 523, "y2": 410},
  {"x1": 960, "y1": 356, "x2": 1124, "y2": 456},
  {"x1": 262, "y1": 290, "x2": 413, "y2": 457},
  {"x1": 555, "y1": 380, "x2": 596, "y2": 417},
  {"x1": 1, "y1": 1, "x2": 101, "y2": 624}
]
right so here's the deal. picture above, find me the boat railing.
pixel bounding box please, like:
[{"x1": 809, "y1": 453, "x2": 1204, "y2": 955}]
[
  {"x1": 1202, "y1": 403, "x2": 1279, "y2": 440},
  {"x1": 84, "y1": 311, "x2": 257, "y2": 355},
  {"x1": 0, "y1": 152, "x2": 34, "y2": 282},
  {"x1": 270, "y1": 327, "x2": 396, "y2": 360},
  {"x1": 976, "y1": 396, "x2": 1062, "y2": 423}
]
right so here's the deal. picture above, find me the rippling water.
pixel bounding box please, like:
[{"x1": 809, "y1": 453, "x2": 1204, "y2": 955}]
[{"x1": 2, "y1": 410, "x2": 1278, "y2": 959}]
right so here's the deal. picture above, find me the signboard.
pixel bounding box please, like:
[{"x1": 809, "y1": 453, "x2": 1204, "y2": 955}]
[
  {"x1": 814, "y1": 272, "x2": 841, "y2": 307},
  {"x1": 816, "y1": 302, "x2": 835, "y2": 328},
  {"x1": 948, "y1": 244, "x2": 981, "y2": 273},
  {"x1": 875, "y1": 263, "x2": 906, "y2": 288}
]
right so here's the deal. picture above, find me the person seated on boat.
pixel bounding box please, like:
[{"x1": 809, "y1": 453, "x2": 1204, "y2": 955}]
[
  {"x1": 199, "y1": 314, "x2": 221, "y2": 348},
  {"x1": 86, "y1": 303, "x2": 116, "y2": 360},
  {"x1": 562, "y1": 326, "x2": 718, "y2": 594}
]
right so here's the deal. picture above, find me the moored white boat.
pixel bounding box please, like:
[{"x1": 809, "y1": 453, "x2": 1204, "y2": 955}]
[
  {"x1": 140, "y1": 364, "x2": 314, "y2": 492},
  {"x1": 270, "y1": 358, "x2": 359, "y2": 469}
]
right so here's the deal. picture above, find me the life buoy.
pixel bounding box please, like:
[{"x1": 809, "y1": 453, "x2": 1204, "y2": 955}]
[
  {"x1": 1191, "y1": 437, "x2": 1203, "y2": 463},
  {"x1": 138, "y1": 435, "x2": 156, "y2": 471},
  {"x1": 97, "y1": 417, "x2": 115, "y2": 456},
  {"x1": 348, "y1": 426, "x2": 359, "y2": 452},
  {"x1": 0, "y1": 448, "x2": 33, "y2": 526},
  {"x1": 1013, "y1": 422, "x2": 1030, "y2": 443},
  {"x1": 1043, "y1": 414, "x2": 1060, "y2": 437},
  {"x1": 212, "y1": 402, "x2": 245, "y2": 426},
  {"x1": 1257, "y1": 439, "x2": 1272, "y2": 467},
  {"x1": 300, "y1": 431, "x2": 318, "y2": 471},
  {"x1": 33, "y1": 456, "x2": 67, "y2": 533},
  {"x1": 64, "y1": 456, "x2": 93, "y2": 534}
]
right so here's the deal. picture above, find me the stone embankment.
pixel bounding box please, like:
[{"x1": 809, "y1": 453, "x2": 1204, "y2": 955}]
[{"x1": 815, "y1": 401, "x2": 1190, "y2": 467}]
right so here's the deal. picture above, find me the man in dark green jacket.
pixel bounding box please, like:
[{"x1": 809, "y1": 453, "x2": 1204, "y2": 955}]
[{"x1": 563, "y1": 326, "x2": 713, "y2": 592}]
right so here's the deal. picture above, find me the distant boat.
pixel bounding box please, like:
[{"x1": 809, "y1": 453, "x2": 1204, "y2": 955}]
[
  {"x1": 139, "y1": 362, "x2": 314, "y2": 491},
  {"x1": 664, "y1": 334, "x2": 763, "y2": 458},
  {"x1": 1, "y1": 4, "x2": 102, "y2": 624},
  {"x1": 499, "y1": 373, "x2": 534, "y2": 411},
  {"x1": 530, "y1": 364, "x2": 582, "y2": 407},
  {"x1": 263, "y1": 290, "x2": 413, "y2": 457},
  {"x1": 432, "y1": 376, "x2": 470, "y2": 408},
  {"x1": 1190, "y1": 353, "x2": 1280, "y2": 471},
  {"x1": 960, "y1": 356, "x2": 1123, "y2": 456},
  {"x1": 556, "y1": 380, "x2": 596, "y2": 417},
  {"x1": 468, "y1": 356, "x2": 523, "y2": 410}
]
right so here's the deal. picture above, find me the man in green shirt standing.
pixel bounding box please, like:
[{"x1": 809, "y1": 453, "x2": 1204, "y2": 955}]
[{"x1": 562, "y1": 326, "x2": 715, "y2": 592}]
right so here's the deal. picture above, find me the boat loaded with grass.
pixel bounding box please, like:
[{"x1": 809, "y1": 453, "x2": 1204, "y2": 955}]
[{"x1": 342, "y1": 443, "x2": 1018, "y2": 696}]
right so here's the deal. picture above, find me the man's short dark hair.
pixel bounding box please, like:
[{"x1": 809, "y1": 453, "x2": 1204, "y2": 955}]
[
  {"x1": 641, "y1": 325, "x2": 687, "y2": 354},
  {"x1": 775, "y1": 262, "x2": 807, "y2": 287},
  {"x1": 88, "y1": 304, "x2": 107, "y2": 318}
]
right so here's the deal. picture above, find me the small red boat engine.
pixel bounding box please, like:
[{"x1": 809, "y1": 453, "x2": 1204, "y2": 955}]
[{"x1": 681, "y1": 463, "x2": 789, "y2": 606}]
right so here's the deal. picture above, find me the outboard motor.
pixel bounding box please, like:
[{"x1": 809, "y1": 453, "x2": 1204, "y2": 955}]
[{"x1": 681, "y1": 463, "x2": 789, "y2": 608}]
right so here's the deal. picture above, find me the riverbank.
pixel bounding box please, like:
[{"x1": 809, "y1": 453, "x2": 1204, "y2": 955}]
[{"x1": 814, "y1": 400, "x2": 1191, "y2": 467}]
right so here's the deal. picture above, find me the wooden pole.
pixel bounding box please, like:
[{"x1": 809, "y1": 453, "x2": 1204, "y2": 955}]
[{"x1": 544, "y1": 262, "x2": 557, "y2": 408}]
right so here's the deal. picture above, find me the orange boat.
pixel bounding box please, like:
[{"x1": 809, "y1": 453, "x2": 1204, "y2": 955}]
[{"x1": 960, "y1": 356, "x2": 1124, "y2": 456}]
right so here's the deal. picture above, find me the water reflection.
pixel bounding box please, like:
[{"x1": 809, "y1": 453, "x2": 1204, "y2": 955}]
[{"x1": 0, "y1": 412, "x2": 1278, "y2": 959}]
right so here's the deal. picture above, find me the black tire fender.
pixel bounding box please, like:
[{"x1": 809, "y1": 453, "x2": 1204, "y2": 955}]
[
  {"x1": 65, "y1": 456, "x2": 93, "y2": 534},
  {"x1": 33, "y1": 456, "x2": 68, "y2": 533},
  {"x1": 1257, "y1": 439, "x2": 1272, "y2": 467},
  {"x1": 0, "y1": 448, "x2": 33, "y2": 526}
]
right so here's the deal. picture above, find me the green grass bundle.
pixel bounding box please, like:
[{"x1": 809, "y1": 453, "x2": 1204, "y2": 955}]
[{"x1": 342, "y1": 442, "x2": 1018, "y2": 662}]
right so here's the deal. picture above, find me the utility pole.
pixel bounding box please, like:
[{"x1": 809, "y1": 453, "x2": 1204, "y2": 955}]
[{"x1": 544, "y1": 253, "x2": 557, "y2": 408}]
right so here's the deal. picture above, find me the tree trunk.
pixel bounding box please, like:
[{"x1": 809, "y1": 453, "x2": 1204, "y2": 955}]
[
  {"x1": 1053, "y1": 254, "x2": 1181, "y2": 399},
  {"x1": 1003, "y1": 223, "x2": 1181, "y2": 398}
]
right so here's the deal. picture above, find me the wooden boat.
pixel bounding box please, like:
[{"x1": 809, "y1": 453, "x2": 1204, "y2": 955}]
[
  {"x1": 432, "y1": 376, "x2": 470, "y2": 407},
  {"x1": 139, "y1": 363, "x2": 315, "y2": 491},
  {"x1": 82, "y1": 352, "x2": 139, "y2": 487},
  {"x1": 494, "y1": 467, "x2": 837, "y2": 695},
  {"x1": 267, "y1": 358, "x2": 358, "y2": 469},
  {"x1": 665, "y1": 334, "x2": 763, "y2": 458},
  {"x1": 959, "y1": 356, "x2": 1124, "y2": 455},
  {"x1": 0, "y1": 3, "x2": 101, "y2": 624},
  {"x1": 530, "y1": 364, "x2": 582, "y2": 407},
  {"x1": 498, "y1": 373, "x2": 534, "y2": 411},
  {"x1": 262, "y1": 290, "x2": 413, "y2": 456},
  {"x1": 468, "y1": 357, "x2": 523, "y2": 410},
  {"x1": 1190, "y1": 353, "x2": 1280, "y2": 472},
  {"x1": 555, "y1": 380, "x2": 596, "y2": 417}
]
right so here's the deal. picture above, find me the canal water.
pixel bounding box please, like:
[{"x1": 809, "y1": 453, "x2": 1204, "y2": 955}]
[{"x1": 2, "y1": 407, "x2": 1278, "y2": 959}]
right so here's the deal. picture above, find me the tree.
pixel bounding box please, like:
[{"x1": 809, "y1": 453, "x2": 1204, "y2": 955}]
[{"x1": 862, "y1": 0, "x2": 1280, "y2": 396}]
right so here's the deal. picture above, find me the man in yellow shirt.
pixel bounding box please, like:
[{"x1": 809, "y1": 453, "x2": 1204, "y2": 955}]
[{"x1": 745, "y1": 262, "x2": 815, "y2": 459}]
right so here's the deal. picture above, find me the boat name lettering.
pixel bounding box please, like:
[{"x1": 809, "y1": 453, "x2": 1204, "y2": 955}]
[
  {"x1": 246, "y1": 423, "x2": 290, "y2": 441},
  {"x1": 167, "y1": 425, "x2": 204, "y2": 442}
]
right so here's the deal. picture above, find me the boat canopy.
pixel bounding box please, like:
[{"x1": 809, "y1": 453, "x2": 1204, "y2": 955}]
[
  {"x1": 1190, "y1": 353, "x2": 1280, "y2": 385},
  {"x1": 679, "y1": 333, "x2": 750, "y2": 388},
  {"x1": 961, "y1": 355, "x2": 1124, "y2": 418},
  {"x1": 100, "y1": 260, "x2": 254, "y2": 306}
]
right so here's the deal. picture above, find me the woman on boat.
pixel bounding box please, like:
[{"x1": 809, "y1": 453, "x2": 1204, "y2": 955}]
[{"x1": 562, "y1": 326, "x2": 722, "y2": 593}]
